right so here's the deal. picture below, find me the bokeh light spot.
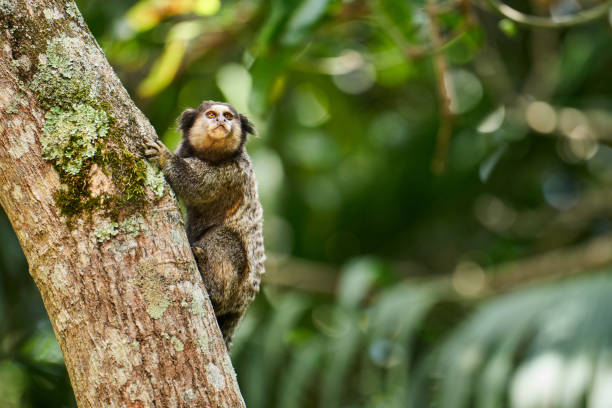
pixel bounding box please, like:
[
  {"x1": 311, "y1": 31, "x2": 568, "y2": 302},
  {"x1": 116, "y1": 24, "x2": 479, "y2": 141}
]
[
  {"x1": 558, "y1": 107, "x2": 588, "y2": 136},
  {"x1": 445, "y1": 69, "x2": 483, "y2": 114},
  {"x1": 369, "y1": 112, "x2": 409, "y2": 147},
  {"x1": 452, "y1": 261, "x2": 487, "y2": 297},
  {"x1": 568, "y1": 125, "x2": 598, "y2": 161},
  {"x1": 477, "y1": 106, "x2": 506, "y2": 133},
  {"x1": 332, "y1": 52, "x2": 376, "y2": 94},
  {"x1": 526, "y1": 101, "x2": 557, "y2": 134},
  {"x1": 474, "y1": 194, "x2": 517, "y2": 233},
  {"x1": 542, "y1": 172, "x2": 581, "y2": 210}
]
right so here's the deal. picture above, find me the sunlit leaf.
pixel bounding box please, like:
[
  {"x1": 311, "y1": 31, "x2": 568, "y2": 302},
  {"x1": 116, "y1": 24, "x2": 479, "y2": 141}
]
[
  {"x1": 125, "y1": 0, "x2": 166, "y2": 32},
  {"x1": 125, "y1": 0, "x2": 220, "y2": 32},
  {"x1": 193, "y1": 0, "x2": 220, "y2": 16},
  {"x1": 138, "y1": 40, "x2": 186, "y2": 97},
  {"x1": 138, "y1": 21, "x2": 204, "y2": 97}
]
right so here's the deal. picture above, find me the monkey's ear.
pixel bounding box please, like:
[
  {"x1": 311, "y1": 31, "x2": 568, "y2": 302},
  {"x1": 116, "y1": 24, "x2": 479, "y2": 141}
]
[
  {"x1": 240, "y1": 114, "x2": 256, "y2": 137},
  {"x1": 179, "y1": 109, "x2": 198, "y2": 133}
]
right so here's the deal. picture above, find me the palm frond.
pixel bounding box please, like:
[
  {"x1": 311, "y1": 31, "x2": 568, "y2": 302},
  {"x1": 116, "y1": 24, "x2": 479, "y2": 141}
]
[{"x1": 415, "y1": 272, "x2": 612, "y2": 408}]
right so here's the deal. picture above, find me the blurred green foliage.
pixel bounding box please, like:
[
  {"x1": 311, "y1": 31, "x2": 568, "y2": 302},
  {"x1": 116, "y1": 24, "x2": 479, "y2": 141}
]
[{"x1": 2, "y1": 0, "x2": 612, "y2": 406}]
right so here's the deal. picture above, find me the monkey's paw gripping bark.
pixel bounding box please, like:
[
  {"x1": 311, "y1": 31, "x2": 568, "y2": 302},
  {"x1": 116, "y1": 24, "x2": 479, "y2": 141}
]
[{"x1": 144, "y1": 139, "x2": 172, "y2": 167}]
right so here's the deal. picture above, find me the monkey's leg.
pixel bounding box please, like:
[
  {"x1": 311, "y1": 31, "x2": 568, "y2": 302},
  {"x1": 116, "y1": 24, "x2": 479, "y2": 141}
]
[
  {"x1": 217, "y1": 312, "x2": 243, "y2": 349},
  {"x1": 192, "y1": 227, "x2": 247, "y2": 343},
  {"x1": 192, "y1": 245, "x2": 226, "y2": 309}
]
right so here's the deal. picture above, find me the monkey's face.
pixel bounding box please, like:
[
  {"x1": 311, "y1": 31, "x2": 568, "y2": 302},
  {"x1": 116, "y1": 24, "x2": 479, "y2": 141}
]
[{"x1": 189, "y1": 104, "x2": 242, "y2": 153}]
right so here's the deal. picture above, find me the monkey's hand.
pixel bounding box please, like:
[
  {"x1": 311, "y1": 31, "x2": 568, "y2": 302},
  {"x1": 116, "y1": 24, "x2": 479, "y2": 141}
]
[{"x1": 144, "y1": 139, "x2": 172, "y2": 168}]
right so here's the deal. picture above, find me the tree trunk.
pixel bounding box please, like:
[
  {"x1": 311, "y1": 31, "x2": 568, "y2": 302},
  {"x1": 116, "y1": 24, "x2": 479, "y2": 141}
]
[{"x1": 0, "y1": 1, "x2": 246, "y2": 406}]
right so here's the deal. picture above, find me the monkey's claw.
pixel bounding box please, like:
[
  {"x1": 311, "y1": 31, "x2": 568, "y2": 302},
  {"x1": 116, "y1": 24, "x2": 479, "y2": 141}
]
[
  {"x1": 144, "y1": 139, "x2": 171, "y2": 165},
  {"x1": 144, "y1": 140, "x2": 161, "y2": 156}
]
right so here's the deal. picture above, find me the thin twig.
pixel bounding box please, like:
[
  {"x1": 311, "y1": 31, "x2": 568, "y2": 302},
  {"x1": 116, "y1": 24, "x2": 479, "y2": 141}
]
[
  {"x1": 427, "y1": 0, "x2": 455, "y2": 174},
  {"x1": 481, "y1": 0, "x2": 612, "y2": 28},
  {"x1": 372, "y1": 12, "x2": 467, "y2": 60}
]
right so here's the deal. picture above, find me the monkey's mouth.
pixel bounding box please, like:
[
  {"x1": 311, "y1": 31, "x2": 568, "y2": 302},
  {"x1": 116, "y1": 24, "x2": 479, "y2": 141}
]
[{"x1": 210, "y1": 124, "x2": 230, "y2": 138}]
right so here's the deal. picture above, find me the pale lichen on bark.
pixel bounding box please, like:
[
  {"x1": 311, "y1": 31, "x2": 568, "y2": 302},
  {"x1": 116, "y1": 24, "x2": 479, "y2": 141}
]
[
  {"x1": 41, "y1": 104, "x2": 109, "y2": 174},
  {"x1": 171, "y1": 336, "x2": 185, "y2": 351},
  {"x1": 131, "y1": 260, "x2": 173, "y2": 320},
  {"x1": 93, "y1": 214, "x2": 147, "y2": 242},
  {"x1": 207, "y1": 363, "x2": 227, "y2": 391}
]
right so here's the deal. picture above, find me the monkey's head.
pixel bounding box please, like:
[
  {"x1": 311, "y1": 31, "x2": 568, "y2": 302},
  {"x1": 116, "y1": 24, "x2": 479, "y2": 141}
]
[{"x1": 178, "y1": 101, "x2": 255, "y2": 162}]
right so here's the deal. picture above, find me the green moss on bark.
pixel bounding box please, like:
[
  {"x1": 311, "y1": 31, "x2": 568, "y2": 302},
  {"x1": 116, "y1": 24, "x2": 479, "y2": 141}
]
[
  {"x1": 97, "y1": 147, "x2": 149, "y2": 219},
  {"x1": 30, "y1": 36, "x2": 163, "y2": 222}
]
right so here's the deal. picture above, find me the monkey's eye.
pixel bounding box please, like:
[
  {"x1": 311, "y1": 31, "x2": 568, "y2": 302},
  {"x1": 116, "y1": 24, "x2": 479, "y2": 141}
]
[
  {"x1": 206, "y1": 111, "x2": 216, "y2": 119},
  {"x1": 223, "y1": 112, "x2": 233, "y2": 120}
]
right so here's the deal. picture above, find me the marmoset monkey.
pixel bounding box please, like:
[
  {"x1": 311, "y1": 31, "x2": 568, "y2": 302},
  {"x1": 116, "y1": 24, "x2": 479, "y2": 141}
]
[{"x1": 145, "y1": 101, "x2": 264, "y2": 348}]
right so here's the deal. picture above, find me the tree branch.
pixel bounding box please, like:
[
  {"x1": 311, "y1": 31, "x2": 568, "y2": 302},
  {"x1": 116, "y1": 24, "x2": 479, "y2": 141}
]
[
  {"x1": 481, "y1": 0, "x2": 612, "y2": 28},
  {"x1": 265, "y1": 230, "x2": 612, "y2": 301},
  {"x1": 0, "y1": 1, "x2": 245, "y2": 406}
]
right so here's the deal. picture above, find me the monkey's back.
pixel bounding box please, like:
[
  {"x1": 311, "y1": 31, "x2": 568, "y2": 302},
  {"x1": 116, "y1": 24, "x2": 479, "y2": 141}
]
[
  {"x1": 222, "y1": 153, "x2": 265, "y2": 301},
  {"x1": 182, "y1": 152, "x2": 265, "y2": 303}
]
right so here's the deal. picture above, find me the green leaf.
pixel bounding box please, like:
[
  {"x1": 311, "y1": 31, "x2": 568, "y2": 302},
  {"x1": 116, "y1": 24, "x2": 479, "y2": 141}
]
[
  {"x1": 248, "y1": 53, "x2": 291, "y2": 114},
  {"x1": 377, "y1": 0, "x2": 415, "y2": 37},
  {"x1": 421, "y1": 274, "x2": 612, "y2": 408},
  {"x1": 253, "y1": 0, "x2": 300, "y2": 54},
  {"x1": 283, "y1": 0, "x2": 332, "y2": 45},
  {"x1": 277, "y1": 339, "x2": 324, "y2": 408},
  {"x1": 337, "y1": 257, "x2": 381, "y2": 309}
]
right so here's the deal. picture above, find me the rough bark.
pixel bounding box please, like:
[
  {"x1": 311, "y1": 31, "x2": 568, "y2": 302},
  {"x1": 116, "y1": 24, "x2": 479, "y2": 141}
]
[{"x1": 0, "y1": 1, "x2": 246, "y2": 407}]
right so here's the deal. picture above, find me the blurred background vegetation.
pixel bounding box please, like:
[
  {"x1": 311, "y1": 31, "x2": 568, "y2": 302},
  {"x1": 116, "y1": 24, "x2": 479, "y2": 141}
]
[{"x1": 2, "y1": 0, "x2": 612, "y2": 407}]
